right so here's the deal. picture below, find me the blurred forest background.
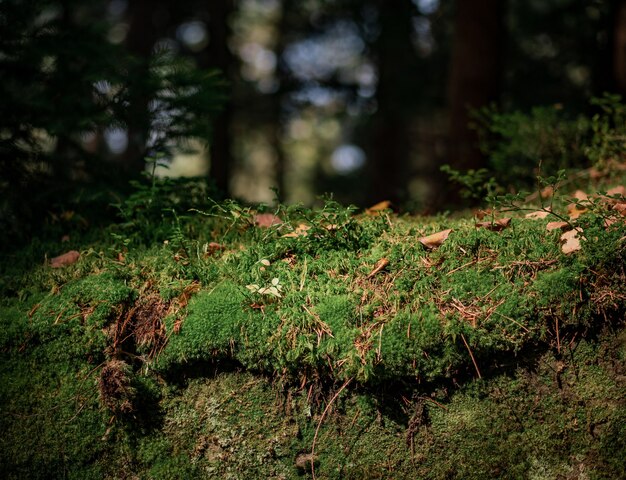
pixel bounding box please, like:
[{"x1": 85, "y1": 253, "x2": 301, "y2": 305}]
[{"x1": 2, "y1": 0, "x2": 626, "y2": 245}]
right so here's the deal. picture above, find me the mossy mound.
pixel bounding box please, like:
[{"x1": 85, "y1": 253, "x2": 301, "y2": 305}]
[{"x1": 1, "y1": 196, "x2": 625, "y2": 478}]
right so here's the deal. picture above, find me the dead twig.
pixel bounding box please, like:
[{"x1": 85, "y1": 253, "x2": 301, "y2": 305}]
[
  {"x1": 492, "y1": 310, "x2": 530, "y2": 333},
  {"x1": 460, "y1": 334, "x2": 482, "y2": 379}
]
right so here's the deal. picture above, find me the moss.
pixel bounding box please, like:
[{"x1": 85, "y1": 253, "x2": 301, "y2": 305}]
[
  {"x1": 411, "y1": 334, "x2": 626, "y2": 479},
  {"x1": 0, "y1": 338, "x2": 109, "y2": 479},
  {"x1": 157, "y1": 282, "x2": 248, "y2": 369},
  {"x1": 1, "y1": 194, "x2": 625, "y2": 478}
]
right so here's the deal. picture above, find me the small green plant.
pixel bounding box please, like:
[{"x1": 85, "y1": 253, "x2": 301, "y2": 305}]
[
  {"x1": 440, "y1": 164, "x2": 500, "y2": 201},
  {"x1": 246, "y1": 277, "x2": 284, "y2": 299},
  {"x1": 489, "y1": 168, "x2": 575, "y2": 227},
  {"x1": 473, "y1": 103, "x2": 589, "y2": 190},
  {"x1": 112, "y1": 156, "x2": 215, "y2": 245},
  {"x1": 586, "y1": 93, "x2": 626, "y2": 169}
]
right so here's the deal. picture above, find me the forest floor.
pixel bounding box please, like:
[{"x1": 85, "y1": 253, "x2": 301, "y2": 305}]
[{"x1": 1, "y1": 170, "x2": 625, "y2": 479}]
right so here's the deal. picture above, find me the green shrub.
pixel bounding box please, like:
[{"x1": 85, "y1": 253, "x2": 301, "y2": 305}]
[{"x1": 474, "y1": 104, "x2": 590, "y2": 190}]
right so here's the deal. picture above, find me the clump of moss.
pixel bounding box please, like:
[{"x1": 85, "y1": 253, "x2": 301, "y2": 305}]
[
  {"x1": 1, "y1": 190, "x2": 625, "y2": 478},
  {"x1": 156, "y1": 282, "x2": 248, "y2": 369}
]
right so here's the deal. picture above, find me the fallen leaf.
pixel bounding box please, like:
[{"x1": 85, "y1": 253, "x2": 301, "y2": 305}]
[
  {"x1": 525, "y1": 210, "x2": 551, "y2": 219},
  {"x1": 540, "y1": 186, "x2": 554, "y2": 199},
  {"x1": 560, "y1": 228, "x2": 583, "y2": 254},
  {"x1": 572, "y1": 190, "x2": 589, "y2": 201},
  {"x1": 204, "y1": 242, "x2": 225, "y2": 256},
  {"x1": 50, "y1": 250, "x2": 80, "y2": 268},
  {"x1": 366, "y1": 200, "x2": 392, "y2": 215},
  {"x1": 419, "y1": 229, "x2": 452, "y2": 249},
  {"x1": 546, "y1": 221, "x2": 569, "y2": 232},
  {"x1": 366, "y1": 257, "x2": 390, "y2": 279},
  {"x1": 588, "y1": 167, "x2": 602, "y2": 180},
  {"x1": 600, "y1": 186, "x2": 626, "y2": 206},
  {"x1": 613, "y1": 203, "x2": 626, "y2": 216},
  {"x1": 282, "y1": 223, "x2": 311, "y2": 238},
  {"x1": 475, "y1": 217, "x2": 511, "y2": 231},
  {"x1": 606, "y1": 185, "x2": 626, "y2": 197},
  {"x1": 473, "y1": 209, "x2": 493, "y2": 220},
  {"x1": 254, "y1": 213, "x2": 282, "y2": 228},
  {"x1": 567, "y1": 203, "x2": 587, "y2": 220}
]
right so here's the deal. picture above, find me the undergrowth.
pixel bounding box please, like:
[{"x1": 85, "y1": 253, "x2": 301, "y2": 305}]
[{"x1": 1, "y1": 148, "x2": 625, "y2": 477}]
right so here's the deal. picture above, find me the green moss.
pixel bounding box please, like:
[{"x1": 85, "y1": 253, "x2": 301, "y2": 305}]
[
  {"x1": 0, "y1": 338, "x2": 109, "y2": 479},
  {"x1": 1, "y1": 194, "x2": 625, "y2": 478},
  {"x1": 157, "y1": 282, "x2": 248, "y2": 368}
]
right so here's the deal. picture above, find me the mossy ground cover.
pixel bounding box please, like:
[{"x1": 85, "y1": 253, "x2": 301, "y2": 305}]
[{"x1": 1, "y1": 182, "x2": 625, "y2": 479}]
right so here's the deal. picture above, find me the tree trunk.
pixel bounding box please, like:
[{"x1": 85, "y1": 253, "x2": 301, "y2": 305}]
[
  {"x1": 447, "y1": 0, "x2": 502, "y2": 174},
  {"x1": 121, "y1": 0, "x2": 165, "y2": 177},
  {"x1": 366, "y1": 0, "x2": 419, "y2": 206},
  {"x1": 269, "y1": 0, "x2": 296, "y2": 203},
  {"x1": 614, "y1": 0, "x2": 626, "y2": 95},
  {"x1": 205, "y1": 0, "x2": 235, "y2": 198}
]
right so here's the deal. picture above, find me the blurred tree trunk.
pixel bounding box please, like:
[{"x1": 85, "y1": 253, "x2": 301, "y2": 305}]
[
  {"x1": 205, "y1": 0, "x2": 235, "y2": 197},
  {"x1": 614, "y1": 0, "x2": 626, "y2": 95},
  {"x1": 446, "y1": 0, "x2": 502, "y2": 176},
  {"x1": 122, "y1": 0, "x2": 164, "y2": 177},
  {"x1": 269, "y1": 0, "x2": 295, "y2": 202},
  {"x1": 270, "y1": 96, "x2": 287, "y2": 202},
  {"x1": 366, "y1": 0, "x2": 419, "y2": 205}
]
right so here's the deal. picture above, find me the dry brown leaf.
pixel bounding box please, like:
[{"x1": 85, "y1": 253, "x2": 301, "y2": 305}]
[
  {"x1": 254, "y1": 213, "x2": 283, "y2": 228},
  {"x1": 546, "y1": 221, "x2": 569, "y2": 232},
  {"x1": 475, "y1": 217, "x2": 511, "y2": 231},
  {"x1": 588, "y1": 167, "x2": 602, "y2": 180},
  {"x1": 572, "y1": 190, "x2": 589, "y2": 201},
  {"x1": 525, "y1": 210, "x2": 551, "y2": 220},
  {"x1": 473, "y1": 209, "x2": 493, "y2": 220},
  {"x1": 366, "y1": 257, "x2": 390, "y2": 279},
  {"x1": 604, "y1": 217, "x2": 622, "y2": 228},
  {"x1": 50, "y1": 250, "x2": 80, "y2": 268},
  {"x1": 567, "y1": 203, "x2": 587, "y2": 220},
  {"x1": 366, "y1": 200, "x2": 392, "y2": 215},
  {"x1": 598, "y1": 186, "x2": 625, "y2": 205},
  {"x1": 540, "y1": 186, "x2": 554, "y2": 199},
  {"x1": 560, "y1": 228, "x2": 583, "y2": 254},
  {"x1": 606, "y1": 185, "x2": 626, "y2": 197},
  {"x1": 282, "y1": 223, "x2": 311, "y2": 238},
  {"x1": 613, "y1": 202, "x2": 626, "y2": 216},
  {"x1": 419, "y1": 228, "x2": 452, "y2": 249},
  {"x1": 203, "y1": 242, "x2": 225, "y2": 257}
]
